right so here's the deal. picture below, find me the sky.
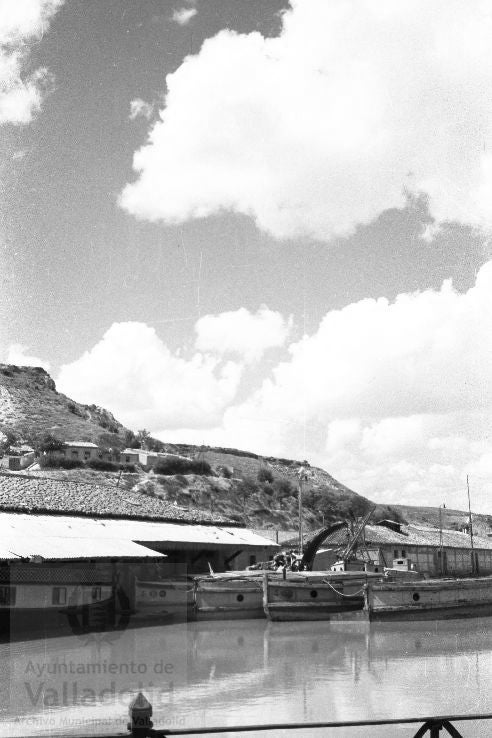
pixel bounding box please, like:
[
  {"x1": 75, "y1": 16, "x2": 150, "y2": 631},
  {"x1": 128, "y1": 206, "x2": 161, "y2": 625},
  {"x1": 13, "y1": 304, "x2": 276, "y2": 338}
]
[{"x1": 2, "y1": 0, "x2": 492, "y2": 511}]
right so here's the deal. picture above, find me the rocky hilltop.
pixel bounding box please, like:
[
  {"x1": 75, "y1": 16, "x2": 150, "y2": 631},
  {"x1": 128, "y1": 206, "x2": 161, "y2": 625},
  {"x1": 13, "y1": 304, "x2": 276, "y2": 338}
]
[{"x1": 0, "y1": 364, "x2": 126, "y2": 446}]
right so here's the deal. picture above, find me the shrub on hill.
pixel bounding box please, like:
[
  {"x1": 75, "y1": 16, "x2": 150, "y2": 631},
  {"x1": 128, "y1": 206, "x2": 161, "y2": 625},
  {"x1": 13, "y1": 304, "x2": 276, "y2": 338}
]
[
  {"x1": 216, "y1": 465, "x2": 233, "y2": 479},
  {"x1": 39, "y1": 456, "x2": 84, "y2": 470},
  {"x1": 273, "y1": 477, "x2": 295, "y2": 498},
  {"x1": 87, "y1": 458, "x2": 119, "y2": 472},
  {"x1": 257, "y1": 467, "x2": 274, "y2": 484},
  {"x1": 154, "y1": 457, "x2": 212, "y2": 476}
]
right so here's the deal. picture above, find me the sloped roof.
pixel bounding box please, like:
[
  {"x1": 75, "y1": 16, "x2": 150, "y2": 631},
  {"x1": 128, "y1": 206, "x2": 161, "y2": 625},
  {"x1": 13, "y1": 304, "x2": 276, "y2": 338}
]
[
  {"x1": 297, "y1": 522, "x2": 492, "y2": 552},
  {"x1": 0, "y1": 512, "x2": 277, "y2": 561},
  {"x1": 0, "y1": 471, "x2": 233, "y2": 525},
  {"x1": 65, "y1": 441, "x2": 99, "y2": 448},
  {"x1": 0, "y1": 534, "x2": 165, "y2": 561}
]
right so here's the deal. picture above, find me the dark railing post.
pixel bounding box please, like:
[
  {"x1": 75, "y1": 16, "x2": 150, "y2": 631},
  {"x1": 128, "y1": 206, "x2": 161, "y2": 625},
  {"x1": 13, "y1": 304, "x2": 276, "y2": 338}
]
[
  {"x1": 128, "y1": 692, "x2": 154, "y2": 737},
  {"x1": 413, "y1": 719, "x2": 464, "y2": 738}
]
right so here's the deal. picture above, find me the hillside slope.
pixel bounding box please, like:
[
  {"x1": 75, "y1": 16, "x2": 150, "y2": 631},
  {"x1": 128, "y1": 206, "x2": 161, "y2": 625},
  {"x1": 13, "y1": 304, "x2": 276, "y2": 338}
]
[
  {"x1": 0, "y1": 364, "x2": 127, "y2": 446},
  {"x1": 0, "y1": 363, "x2": 414, "y2": 529},
  {"x1": 393, "y1": 504, "x2": 492, "y2": 538}
]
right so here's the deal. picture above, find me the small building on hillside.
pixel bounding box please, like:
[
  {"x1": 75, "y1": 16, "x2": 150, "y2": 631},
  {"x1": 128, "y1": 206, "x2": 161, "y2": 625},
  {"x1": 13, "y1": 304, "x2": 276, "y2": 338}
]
[
  {"x1": 46, "y1": 443, "x2": 191, "y2": 470},
  {"x1": 305, "y1": 521, "x2": 492, "y2": 577},
  {"x1": 118, "y1": 448, "x2": 162, "y2": 467},
  {"x1": 1, "y1": 445, "x2": 35, "y2": 471},
  {"x1": 118, "y1": 448, "x2": 192, "y2": 469},
  {"x1": 54, "y1": 441, "x2": 100, "y2": 462}
]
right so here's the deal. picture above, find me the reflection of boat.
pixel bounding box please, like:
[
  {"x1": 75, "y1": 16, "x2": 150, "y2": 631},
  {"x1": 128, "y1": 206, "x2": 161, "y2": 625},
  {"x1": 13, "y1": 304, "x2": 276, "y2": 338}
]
[
  {"x1": 134, "y1": 578, "x2": 194, "y2": 620},
  {"x1": 263, "y1": 571, "x2": 382, "y2": 621},
  {"x1": 0, "y1": 580, "x2": 113, "y2": 637},
  {"x1": 365, "y1": 576, "x2": 492, "y2": 621}
]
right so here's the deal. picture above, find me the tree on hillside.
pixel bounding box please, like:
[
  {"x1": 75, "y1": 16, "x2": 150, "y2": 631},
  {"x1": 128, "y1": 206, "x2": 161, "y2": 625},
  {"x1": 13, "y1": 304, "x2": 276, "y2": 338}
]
[
  {"x1": 146, "y1": 436, "x2": 165, "y2": 452},
  {"x1": 137, "y1": 429, "x2": 151, "y2": 450},
  {"x1": 124, "y1": 430, "x2": 138, "y2": 448},
  {"x1": 0, "y1": 428, "x2": 21, "y2": 453},
  {"x1": 39, "y1": 434, "x2": 66, "y2": 454},
  {"x1": 238, "y1": 476, "x2": 257, "y2": 512}
]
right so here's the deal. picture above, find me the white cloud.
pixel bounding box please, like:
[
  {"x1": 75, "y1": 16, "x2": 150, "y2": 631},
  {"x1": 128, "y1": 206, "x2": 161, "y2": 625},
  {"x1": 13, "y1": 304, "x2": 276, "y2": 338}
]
[
  {"x1": 57, "y1": 322, "x2": 242, "y2": 432},
  {"x1": 0, "y1": 0, "x2": 63, "y2": 125},
  {"x1": 5, "y1": 343, "x2": 51, "y2": 370},
  {"x1": 120, "y1": 0, "x2": 492, "y2": 241},
  {"x1": 205, "y1": 260, "x2": 492, "y2": 510},
  {"x1": 50, "y1": 262, "x2": 492, "y2": 511},
  {"x1": 129, "y1": 98, "x2": 153, "y2": 121},
  {"x1": 172, "y1": 7, "x2": 197, "y2": 26},
  {"x1": 194, "y1": 306, "x2": 292, "y2": 363},
  {"x1": 360, "y1": 417, "x2": 426, "y2": 460},
  {"x1": 224, "y1": 262, "x2": 492, "y2": 432}
]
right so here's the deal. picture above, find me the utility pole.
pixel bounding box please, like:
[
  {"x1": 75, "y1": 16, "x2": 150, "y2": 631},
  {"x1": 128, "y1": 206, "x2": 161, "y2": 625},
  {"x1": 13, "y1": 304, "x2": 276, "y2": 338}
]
[
  {"x1": 297, "y1": 466, "x2": 310, "y2": 557},
  {"x1": 467, "y1": 475, "x2": 476, "y2": 574},
  {"x1": 438, "y1": 504, "x2": 443, "y2": 576},
  {"x1": 298, "y1": 469, "x2": 304, "y2": 557}
]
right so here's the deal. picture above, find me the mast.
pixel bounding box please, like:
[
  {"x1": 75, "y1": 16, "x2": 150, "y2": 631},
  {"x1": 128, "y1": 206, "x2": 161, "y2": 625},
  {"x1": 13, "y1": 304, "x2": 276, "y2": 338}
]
[
  {"x1": 298, "y1": 467, "x2": 305, "y2": 557},
  {"x1": 438, "y1": 504, "x2": 443, "y2": 576},
  {"x1": 467, "y1": 475, "x2": 475, "y2": 574}
]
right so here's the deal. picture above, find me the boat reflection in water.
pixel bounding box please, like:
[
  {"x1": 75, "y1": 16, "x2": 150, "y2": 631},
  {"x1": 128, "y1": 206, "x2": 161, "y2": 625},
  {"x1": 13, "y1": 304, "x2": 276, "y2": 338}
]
[{"x1": 3, "y1": 616, "x2": 492, "y2": 736}]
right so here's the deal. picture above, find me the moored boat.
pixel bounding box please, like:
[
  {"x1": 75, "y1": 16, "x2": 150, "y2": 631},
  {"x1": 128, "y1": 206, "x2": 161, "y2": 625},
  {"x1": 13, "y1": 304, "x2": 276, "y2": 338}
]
[
  {"x1": 194, "y1": 571, "x2": 273, "y2": 620},
  {"x1": 365, "y1": 575, "x2": 492, "y2": 621},
  {"x1": 263, "y1": 570, "x2": 383, "y2": 621},
  {"x1": 0, "y1": 578, "x2": 114, "y2": 638},
  {"x1": 134, "y1": 577, "x2": 195, "y2": 621}
]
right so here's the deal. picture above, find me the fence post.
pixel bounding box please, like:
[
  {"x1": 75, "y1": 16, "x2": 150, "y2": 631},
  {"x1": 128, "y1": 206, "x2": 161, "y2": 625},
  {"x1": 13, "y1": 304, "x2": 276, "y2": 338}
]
[{"x1": 128, "y1": 692, "x2": 153, "y2": 737}]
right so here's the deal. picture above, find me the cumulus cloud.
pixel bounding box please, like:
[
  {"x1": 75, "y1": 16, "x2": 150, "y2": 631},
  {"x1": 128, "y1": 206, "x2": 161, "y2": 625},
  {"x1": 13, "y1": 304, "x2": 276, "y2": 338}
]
[
  {"x1": 5, "y1": 343, "x2": 51, "y2": 370},
  {"x1": 195, "y1": 306, "x2": 292, "y2": 363},
  {"x1": 206, "y1": 261, "x2": 492, "y2": 510},
  {"x1": 53, "y1": 264, "x2": 492, "y2": 510},
  {"x1": 172, "y1": 7, "x2": 197, "y2": 26},
  {"x1": 226, "y1": 262, "x2": 492, "y2": 429},
  {"x1": 57, "y1": 322, "x2": 242, "y2": 431},
  {"x1": 120, "y1": 0, "x2": 492, "y2": 241},
  {"x1": 129, "y1": 98, "x2": 153, "y2": 121},
  {"x1": 0, "y1": 0, "x2": 63, "y2": 125}
]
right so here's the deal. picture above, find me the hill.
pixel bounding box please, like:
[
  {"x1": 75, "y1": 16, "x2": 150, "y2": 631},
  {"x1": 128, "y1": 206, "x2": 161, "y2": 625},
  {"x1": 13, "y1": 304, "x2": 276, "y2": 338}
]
[
  {"x1": 0, "y1": 363, "x2": 468, "y2": 532},
  {"x1": 393, "y1": 504, "x2": 492, "y2": 538},
  {"x1": 0, "y1": 364, "x2": 127, "y2": 448}
]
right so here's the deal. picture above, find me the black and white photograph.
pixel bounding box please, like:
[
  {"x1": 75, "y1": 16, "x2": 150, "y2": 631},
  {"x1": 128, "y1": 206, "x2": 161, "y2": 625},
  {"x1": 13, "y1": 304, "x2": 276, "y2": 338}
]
[{"x1": 2, "y1": 1, "x2": 492, "y2": 736}]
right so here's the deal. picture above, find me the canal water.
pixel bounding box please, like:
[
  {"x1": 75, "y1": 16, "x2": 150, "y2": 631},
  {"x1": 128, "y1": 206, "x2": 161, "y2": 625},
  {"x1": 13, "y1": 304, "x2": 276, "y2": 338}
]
[{"x1": 1, "y1": 616, "x2": 492, "y2": 737}]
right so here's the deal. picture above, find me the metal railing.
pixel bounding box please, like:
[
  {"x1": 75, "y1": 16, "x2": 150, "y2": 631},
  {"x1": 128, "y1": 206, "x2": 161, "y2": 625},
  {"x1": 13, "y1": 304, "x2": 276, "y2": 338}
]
[
  {"x1": 20, "y1": 693, "x2": 492, "y2": 737},
  {"x1": 125, "y1": 693, "x2": 492, "y2": 737}
]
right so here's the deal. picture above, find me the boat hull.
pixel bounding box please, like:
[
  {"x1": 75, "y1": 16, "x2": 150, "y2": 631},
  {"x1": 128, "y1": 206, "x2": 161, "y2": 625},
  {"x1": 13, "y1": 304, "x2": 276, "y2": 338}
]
[
  {"x1": 134, "y1": 579, "x2": 194, "y2": 622},
  {"x1": 366, "y1": 576, "x2": 492, "y2": 621},
  {"x1": 263, "y1": 573, "x2": 377, "y2": 621},
  {"x1": 194, "y1": 575, "x2": 265, "y2": 620}
]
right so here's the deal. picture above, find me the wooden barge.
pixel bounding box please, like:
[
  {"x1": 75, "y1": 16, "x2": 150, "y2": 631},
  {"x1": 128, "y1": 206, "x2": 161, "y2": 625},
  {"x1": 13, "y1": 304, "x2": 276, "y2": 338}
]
[
  {"x1": 262, "y1": 570, "x2": 383, "y2": 621},
  {"x1": 194, "y1": 572, "x2": 267, "y2": 620},
  {"x1": 134, "y1": 577, "x2": 195, "y2": 621},
  {"x1": 365, "y1": 575, "x2": 492, "y2": 621}
]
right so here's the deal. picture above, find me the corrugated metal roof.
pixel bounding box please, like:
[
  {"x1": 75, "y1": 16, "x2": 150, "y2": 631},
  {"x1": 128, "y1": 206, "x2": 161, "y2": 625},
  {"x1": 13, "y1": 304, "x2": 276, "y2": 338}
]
[
  {"x1": 0, "y1": 512, "x2": 278, "y2": 560},
  {"x1": 65, "y1": 442, "x2": 99, "y2": 448},
  {"x1": 0, "y1": 535, "x2": 164, "y2": 561}
]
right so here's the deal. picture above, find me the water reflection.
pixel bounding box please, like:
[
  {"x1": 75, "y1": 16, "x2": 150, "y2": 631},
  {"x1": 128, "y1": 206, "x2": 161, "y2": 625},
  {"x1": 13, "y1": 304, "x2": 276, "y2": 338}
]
[{"x1": 1, "y1": 617, "x2": 492, "y2": 736}]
